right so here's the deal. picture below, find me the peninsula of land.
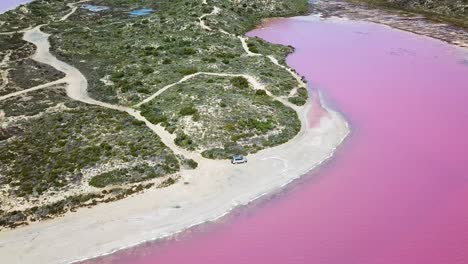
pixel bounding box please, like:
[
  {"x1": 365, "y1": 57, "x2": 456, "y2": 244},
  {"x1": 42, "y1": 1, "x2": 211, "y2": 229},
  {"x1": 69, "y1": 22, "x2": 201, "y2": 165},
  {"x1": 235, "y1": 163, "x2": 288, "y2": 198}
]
[{"x1": 0, "y1": 0, "x2": 349, "y2": 263}]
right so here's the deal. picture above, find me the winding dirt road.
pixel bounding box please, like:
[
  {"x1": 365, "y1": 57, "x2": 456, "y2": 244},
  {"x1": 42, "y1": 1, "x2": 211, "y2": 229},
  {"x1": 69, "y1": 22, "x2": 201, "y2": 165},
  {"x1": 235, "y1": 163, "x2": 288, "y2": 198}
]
[
  {"x1": 1, "y1": 2, "x2": 312, "y2": 165},
  {"x1": 0, "y1": 2, "x2": 350, "y2": 263}
]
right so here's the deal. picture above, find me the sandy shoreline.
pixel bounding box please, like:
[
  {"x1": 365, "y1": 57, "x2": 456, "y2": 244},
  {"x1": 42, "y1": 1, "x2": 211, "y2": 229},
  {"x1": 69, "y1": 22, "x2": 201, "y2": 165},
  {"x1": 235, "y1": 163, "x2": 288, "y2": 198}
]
[
  {"x1": 0, "y1": 1, "x2": 349, "y2": 263},
  {"x1": 0, "y1": 85, "x2": 349, "y2": 264}
]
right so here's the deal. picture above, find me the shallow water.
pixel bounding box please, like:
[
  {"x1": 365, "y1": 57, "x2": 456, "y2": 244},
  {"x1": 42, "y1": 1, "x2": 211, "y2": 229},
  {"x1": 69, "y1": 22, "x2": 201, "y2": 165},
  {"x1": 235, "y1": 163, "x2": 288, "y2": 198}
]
[
  {"x1": 129, "y1": 8, "x2": 153, "y2": 17},
  {"x1": 87, "y1": 14, "x2": 468, "y2": 264},
  {"x1": 81, "y1": 5, "x2": 109, "y2": 12}
]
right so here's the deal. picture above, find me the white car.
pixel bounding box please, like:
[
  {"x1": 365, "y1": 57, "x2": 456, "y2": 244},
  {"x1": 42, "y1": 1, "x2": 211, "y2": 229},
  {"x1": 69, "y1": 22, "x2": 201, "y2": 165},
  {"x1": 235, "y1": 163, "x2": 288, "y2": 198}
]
[{"x1": 231, "y1": 155, "x2": 247, "y2": 164}]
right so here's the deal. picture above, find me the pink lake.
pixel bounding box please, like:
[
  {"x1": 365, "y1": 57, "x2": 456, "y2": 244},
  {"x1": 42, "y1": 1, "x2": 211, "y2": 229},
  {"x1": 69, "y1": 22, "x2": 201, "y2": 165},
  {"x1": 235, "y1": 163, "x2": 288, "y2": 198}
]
[
  {"x1": 0, "y1": 0, "x2": 31, "y2": 13},
  {"x1": 86, "y1": 14, "x2": 468, "y2": 264}
]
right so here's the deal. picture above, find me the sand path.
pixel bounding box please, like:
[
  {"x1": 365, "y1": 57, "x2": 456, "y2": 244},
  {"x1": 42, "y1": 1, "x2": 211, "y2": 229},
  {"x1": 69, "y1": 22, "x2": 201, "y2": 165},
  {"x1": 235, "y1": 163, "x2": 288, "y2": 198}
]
[
  {"x1": 196, "y1": 6, "x2": 307, "y2": 96},
  {"x1": 3, "y1": 3, "x2": 306, "y2": 162},
  {"x1": 135, "y1": 72, "x2": 298, "y2": 110},
  {"x1": 198, "y1": 6, "x2": 220, "y2": 31},
  {"x1": 15, "y1": 24, "x2": 303, "y2": 162},
  {"x1": 0, "y1": 51, "x2": 12, "y2": 90},
  {"x1": 0, "y1": 78, "x2": 66, "y2": 101},
  {"x1": 59, "y1": 0, "x2": 90, "y2": 22},
  {"x1": 0, "y1": 28, "x2": 30, "y2": 35}
]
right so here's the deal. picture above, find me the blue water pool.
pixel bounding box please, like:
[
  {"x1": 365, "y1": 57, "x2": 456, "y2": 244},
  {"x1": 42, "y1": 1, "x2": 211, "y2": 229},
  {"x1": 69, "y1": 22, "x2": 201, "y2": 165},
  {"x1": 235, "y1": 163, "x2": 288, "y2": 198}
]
[
  {"x1": 129, "y1": 8, "x2": 153, "y2": 16},
  {"x1": 81, "y1": 4, "x2": 109, "y2": 12}
]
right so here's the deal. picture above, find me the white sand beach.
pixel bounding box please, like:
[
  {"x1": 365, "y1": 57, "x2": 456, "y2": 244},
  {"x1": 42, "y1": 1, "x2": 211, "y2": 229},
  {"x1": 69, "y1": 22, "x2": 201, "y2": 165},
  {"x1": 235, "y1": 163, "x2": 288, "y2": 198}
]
[{"x1": 0, "y1": 98, "x2": 348, "y2": 264}]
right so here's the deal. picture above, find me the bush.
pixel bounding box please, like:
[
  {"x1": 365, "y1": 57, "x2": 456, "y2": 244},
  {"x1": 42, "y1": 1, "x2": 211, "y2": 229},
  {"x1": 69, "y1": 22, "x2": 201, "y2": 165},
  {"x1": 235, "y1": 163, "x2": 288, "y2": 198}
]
[
  {"x1": 230, "y1": 76, "x2": 249, "y2": 89},
  {"x1": 288, "y1": 96, "x2": 307, "y2": 106},
  {"x1": 181, "y1": 158, "x2": 198, "y2": 169},
  {"x1": 131, "y1": 119, "x2": 145, "y2": 126},
  {"x1": 89, "y1": 170, "x2": 128, "y2": 188},
  {"x1": 297, "y1": 87, "x2": 308, "y2": 97},
  {"x1": 202, "y1": 143, "x2": 246, "y2": 160},
  {"x1": 143, "y1": 47, "x2": 159, "y2": 56},
  {"x1": 179, "y1": 47, "x2": 197, "y2": 55},
  {"x1": 174, "y1": 132, "x2": 194, "y2": 148},
  {"x1": 178, "y1": 67, "x2": 198, "y2": 75},
  {"x1": 255, "y1": 89, "x2": 267, "y2": 96},
  {"x1": 247, "y1": 42, "x2": 259, "y2": 53},
  {"x1": 142, "y1": 67, "x2": 154, "y2": 75},
  {"x1": 192, "y1": 113, "x2": 200, "y2": 121},
  {"x1": 141, "y1": 106, "x2": 167, "y2": 124},
  {"x1": 179, "y1": 105, "x2": 197, "y2": 116},
  {"x1": 111, "y1": 71, "x2": 124, "y2": 81},
  {"x1": 137, "y1": 87, "x2": 150, "y2": 94}
]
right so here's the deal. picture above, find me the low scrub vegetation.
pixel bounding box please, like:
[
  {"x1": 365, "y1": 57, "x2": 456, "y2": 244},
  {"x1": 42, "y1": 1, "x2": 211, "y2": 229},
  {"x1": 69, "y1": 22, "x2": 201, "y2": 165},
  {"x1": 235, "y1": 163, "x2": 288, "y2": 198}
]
[
  {"x1": 0, "y1": 101, "x2": 178, "y2": 197},
  {"x1": 0, "y1": 0, "x2": 309, "y2": 227},
  {"x1": 141, "y1": 75, "x2": 300, "y2": 159}
]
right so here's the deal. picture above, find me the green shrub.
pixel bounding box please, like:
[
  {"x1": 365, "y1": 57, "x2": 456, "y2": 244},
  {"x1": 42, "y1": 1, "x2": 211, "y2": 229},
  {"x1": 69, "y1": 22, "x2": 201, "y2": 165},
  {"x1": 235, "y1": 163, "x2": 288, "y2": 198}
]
[
  {"x1": 137, "y1": 87, "x2": 150, "y2": 94},
  {"x1": 192, "y1": 113, "x2": 201, "y2": 121},
  {"x1": 141, "y1": 106, "x2": 167, "y2": 124},
  {"x1": 230, "y1": 76, "x2": 249, "y2": 89},
  {"x1": 247, "y1": 42, "x2": 259, "y2": 53},
  {"x1": 181, "y1": 158, "x2": 198, "y2": 169},
  {"x1": 297, "y1": 87, "x2": 308, "y2": 97},
  {"x1": 174, "y1": 132, "x2": 194, "y2": 148},
  {"x1": 288, "y1": 96, "x2": 307, "y2": 106},
  {"x1": 111, "y1": 71, "x2": 124, "y2": 81},
  {"x1": 202, "y1": 143, "x2": 246, "y2": 160},
  {"x1": 142, "y1": 67, "x2": 154, "y2": 75},
  {"x1": 89, "y1": 170, "x2": 128, "y2": 188},
  {"x1": 179, "y1": 47, "x2": 197, "y2": 55},
  {"x1": 178, "y1": 67, "x2": 198, "y2": 75},
  {"x1": 179, "y1": 105, "x2": 197, "y2": 116},
  {"x1": 143, "y1": 47, "x2": 159, "y2": 56},
  {"x1": 255, "y1": 89, "x2": 267, "y2": 96}
]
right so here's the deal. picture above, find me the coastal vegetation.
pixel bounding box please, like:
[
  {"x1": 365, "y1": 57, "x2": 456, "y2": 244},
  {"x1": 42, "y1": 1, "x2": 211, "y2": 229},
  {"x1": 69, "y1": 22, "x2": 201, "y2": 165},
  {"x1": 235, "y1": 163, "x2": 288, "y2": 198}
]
[
  {"x1": 42, "y1": 0, "x2": 306, "y2": 104},
  {"x1": 0, "y1": 0, "x2": 309, "y2": 229},
  {"x1": 1, "y1": 103, "x2": 178, "y2": 197},
  {"x1": 140, "y1": 75, "x2": 300, "y2": 159}
]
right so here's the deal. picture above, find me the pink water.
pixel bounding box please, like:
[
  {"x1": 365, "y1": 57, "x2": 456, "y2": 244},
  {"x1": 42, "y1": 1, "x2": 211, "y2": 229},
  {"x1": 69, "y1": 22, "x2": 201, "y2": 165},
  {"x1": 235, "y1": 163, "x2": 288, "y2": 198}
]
[
  {"x1": 0, "y1": 0, "x2": 31, "y2": 13},
  {"x1": 90, "y1": 15, "x2": 468, "y2": 264}
]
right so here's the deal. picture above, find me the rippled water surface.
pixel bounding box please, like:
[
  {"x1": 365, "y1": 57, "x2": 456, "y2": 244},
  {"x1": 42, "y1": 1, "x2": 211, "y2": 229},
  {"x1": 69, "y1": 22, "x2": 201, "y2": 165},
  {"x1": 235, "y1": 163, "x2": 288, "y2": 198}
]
[{"x1": 89, "y1": 14, "x2": 468, "y2": 264}]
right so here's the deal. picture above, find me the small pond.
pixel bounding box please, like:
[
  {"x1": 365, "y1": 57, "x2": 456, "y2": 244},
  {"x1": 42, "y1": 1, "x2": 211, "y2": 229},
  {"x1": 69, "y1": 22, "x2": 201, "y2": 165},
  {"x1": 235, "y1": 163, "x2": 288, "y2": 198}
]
[
  {"x1": 129, "y1": 8, "x2": 153, "y2": 17},
  {"x1": 81, "y1": 4, "x2": 109, "y2": 12}
]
